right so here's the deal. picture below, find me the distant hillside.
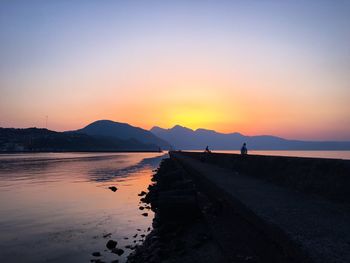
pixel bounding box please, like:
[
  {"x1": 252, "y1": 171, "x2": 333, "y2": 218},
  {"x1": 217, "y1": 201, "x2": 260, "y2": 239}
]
[
  {"x1": 76, "y1": 120, "x2": 171, "y2": 149},
  {"x1": 0, "y1": 128, "x2": 160, "y2": 152},
  {"x1": 150, "y1": 125, "x2": 350, "y2": 150}
]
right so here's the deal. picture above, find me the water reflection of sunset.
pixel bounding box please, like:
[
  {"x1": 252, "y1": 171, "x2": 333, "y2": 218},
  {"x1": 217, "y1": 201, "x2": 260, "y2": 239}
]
[{"x1": 0, "y1": 153, "x2": 165, "y2": 263}]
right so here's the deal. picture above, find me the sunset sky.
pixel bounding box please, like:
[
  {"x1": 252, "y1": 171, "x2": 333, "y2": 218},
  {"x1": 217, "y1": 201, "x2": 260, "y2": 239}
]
[{"x1": 1, "y1": 0, "x2": 349, "y2": 140}]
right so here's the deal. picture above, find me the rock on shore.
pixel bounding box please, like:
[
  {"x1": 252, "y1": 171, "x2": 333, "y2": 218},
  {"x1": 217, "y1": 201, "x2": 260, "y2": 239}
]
[{"x1": 127, "y1": 158, "x2": 226, "y2": 263}]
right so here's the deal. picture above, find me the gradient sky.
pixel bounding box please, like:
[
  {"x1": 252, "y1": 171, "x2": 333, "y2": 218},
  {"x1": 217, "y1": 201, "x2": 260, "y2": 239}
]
[{"x1": 1, "y1": 0, "x2": 349, "y2": 140}]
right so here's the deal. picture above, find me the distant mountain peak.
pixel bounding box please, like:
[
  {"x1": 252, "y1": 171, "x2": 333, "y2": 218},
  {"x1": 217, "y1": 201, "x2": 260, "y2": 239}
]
[
  {"x1": 228, "y1": 132, "x2": 244, "y2": 136},
  {"x1": 77, "y1": 120, "x2": 171, "y2": 149},
  {"x1": 85, "y1": 119, "x2": 131, "y2": 128},
  {"x1": 171, "y1": 125, "x2": 193, "y2": 132},
  {"x1": 150, "y1": 126, "x2": 165, "y2": 132},
  {"x1": 195, "y1": 128, "x2": 216, "y2": 133}
]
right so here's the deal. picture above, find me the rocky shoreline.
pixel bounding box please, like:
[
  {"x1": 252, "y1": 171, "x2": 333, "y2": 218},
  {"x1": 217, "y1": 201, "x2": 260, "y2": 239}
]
[
  {"x1": 127, "y1": 157, "x2": 223, "y2": 263},
  {"x1": 127, "y1": 156, "x2": 310, "y2": 263}
]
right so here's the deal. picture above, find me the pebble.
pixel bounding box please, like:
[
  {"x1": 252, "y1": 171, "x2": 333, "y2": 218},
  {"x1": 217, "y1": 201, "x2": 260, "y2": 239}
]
[
  {"x1": 125, "y1": 245, "x2": 136, "y2": 250},
  {"x1": 108, "y1": 186, "x2": 117, "y2": 192},
  {"x1": 106, "y1": 240, "x2": 118, "y2": 249},
  {"x1": 138, "y1": 191, "x2": 147, "y2": 196},
  {"x1": 111, "y1": 248, "x2": 125, "y2": 256},
  {"x1": 103, "y1": 233, "x2": 112, "y2": 238},
  {"x1": 92, "y1": 252, "x2": 101, "y2": 257}
]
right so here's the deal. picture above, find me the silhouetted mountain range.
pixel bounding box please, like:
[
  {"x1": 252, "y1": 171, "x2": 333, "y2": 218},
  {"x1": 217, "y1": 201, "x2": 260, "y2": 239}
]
[
  {"x1": 151, "y1": 125, "x2": 350, "y2": 150},
  {"x1": 75, "y1": 120, "x2": 170, "y2": 149},
  {"x1": 2, "y1": 120, "x2": 350, "y2": 152},
  {"x1": 0, "y1": 126, "x2": 162, "y2": 152}
]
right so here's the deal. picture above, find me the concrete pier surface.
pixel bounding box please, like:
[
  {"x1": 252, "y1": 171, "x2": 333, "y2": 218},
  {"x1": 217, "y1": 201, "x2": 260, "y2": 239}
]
[{"x1": 171, "y1": 151, "x2": 350, "y2": 263}]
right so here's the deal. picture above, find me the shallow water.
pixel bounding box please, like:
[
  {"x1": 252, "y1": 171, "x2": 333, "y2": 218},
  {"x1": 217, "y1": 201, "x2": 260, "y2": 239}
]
[{"x1": 0, "y1": 152, "x2": 166, "y2": 263}]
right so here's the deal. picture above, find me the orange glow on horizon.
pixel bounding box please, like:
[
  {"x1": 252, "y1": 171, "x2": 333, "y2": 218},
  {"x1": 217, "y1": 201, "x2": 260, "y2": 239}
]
[{"x1": 1, "y1": 1, "x2": 350, "y2": 141}]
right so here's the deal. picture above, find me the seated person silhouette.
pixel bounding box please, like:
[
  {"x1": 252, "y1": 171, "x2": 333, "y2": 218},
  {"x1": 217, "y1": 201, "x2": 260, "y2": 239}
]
[
  {"x1": 241, "y1": 143, "x2": 248, "y2": 155},
  {"x1": 205, "y1": 145, "x2": 211, "y2": 153}
]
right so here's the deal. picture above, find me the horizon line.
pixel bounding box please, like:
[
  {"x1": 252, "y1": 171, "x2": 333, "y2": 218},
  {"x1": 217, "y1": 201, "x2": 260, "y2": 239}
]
[{"x1": 1, "y1": 120, "x2": 350, "y2": 142}]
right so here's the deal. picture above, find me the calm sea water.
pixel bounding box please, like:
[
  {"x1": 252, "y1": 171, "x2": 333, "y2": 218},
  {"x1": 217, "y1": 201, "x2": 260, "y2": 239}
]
[
  {"x1": 0, "y1": 152, "x2": 166, "y2": 263},
  {"x1": 0, "y1": 151, "x2": 348, "y2": 263}
]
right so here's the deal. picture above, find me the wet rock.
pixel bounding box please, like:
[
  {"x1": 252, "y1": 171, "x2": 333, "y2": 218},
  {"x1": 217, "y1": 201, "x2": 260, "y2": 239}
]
[
  {"x1": 133, "y1": 234, "x2": 138, "y2": 238},
  {"x1": 108, "y1": 186, "x2": 117, "y2": 192},
  {"x1": 191, "y1": 241, "x2": 203, "y2": 249},
  {"x1": 92, "y1": 252, "x2": 101, "y2": 257},
  {"x1": 151, "y1": 235, "x2": 159, "y2": 242},
  {"x1": 103, "y1": 233, "x2": 112, "y2": 238},
  {"x1": 127, "y1": 158, "x2": 205, "y2": 263},
  {"x1": 138, "y1": 191, "x2": 147, "y2": 196},
  {"x1": 111, "y1": 248, "x2": 125, "y2": 256},
  {"x1": 245, "y1": 256, "x2": 254, "y2": 261},
  {"x1": 106, "y1": 239, "x2": 118, "y2": 249},
  {"x1": 157, "y1": 190, "x2": 200, "y2": 221},
  {"x1": 126, "y1": 245, "x2": 137, "y2": 250}
]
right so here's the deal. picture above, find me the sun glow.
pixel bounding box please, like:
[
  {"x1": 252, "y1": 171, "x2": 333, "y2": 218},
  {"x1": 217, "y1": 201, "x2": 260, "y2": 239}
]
[
  {"x1": 1, "y1": 1, "x2": 349, "y2": 140},
  {"x1": 164, "y1": 106, "x2": 227, "y2": 131}
]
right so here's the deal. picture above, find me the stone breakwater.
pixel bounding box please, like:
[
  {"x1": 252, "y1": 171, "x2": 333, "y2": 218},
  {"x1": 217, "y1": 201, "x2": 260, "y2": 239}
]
[
  {"x1": 180, "y1": 151, "x2": 350, "y2": 203},
  {"x1": 127, "y1": 155, "x2": 312, "y2": 263},
  {"x1": 169, "y1": 152, "x2": 350, "y2": 263}
]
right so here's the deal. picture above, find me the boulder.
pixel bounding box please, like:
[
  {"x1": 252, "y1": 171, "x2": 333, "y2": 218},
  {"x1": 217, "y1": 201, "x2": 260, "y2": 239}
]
[
  {"x1": 108, "y1": 186, "x2": 117, "y2": 192},
  {"x1": 106, "y1": 239, "x2": 118, "y2": 249},
  {"x1": 111, "y1": 248, "x2": 124, "y2": 256}
]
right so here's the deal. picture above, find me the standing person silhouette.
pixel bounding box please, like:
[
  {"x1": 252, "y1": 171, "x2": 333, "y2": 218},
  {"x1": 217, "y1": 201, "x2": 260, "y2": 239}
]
[{"x1": 241, "y1": 143, "x2": 248, "y2": 155}]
